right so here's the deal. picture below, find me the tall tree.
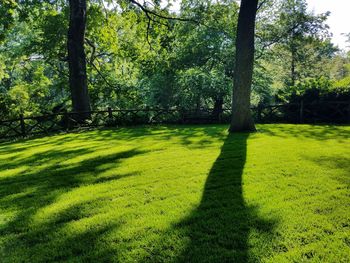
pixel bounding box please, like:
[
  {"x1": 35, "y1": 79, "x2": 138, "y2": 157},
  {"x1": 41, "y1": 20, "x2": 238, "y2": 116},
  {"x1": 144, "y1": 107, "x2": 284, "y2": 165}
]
[
  {"x1": 229, "y1": 0, "x2": 259, "y2": 132},
  {"x1": 273, "y1": 0, "x2": 330, "y2": 87},
  {"x1": 67, "y1": 0, "x2": 91, "y2": 117}
]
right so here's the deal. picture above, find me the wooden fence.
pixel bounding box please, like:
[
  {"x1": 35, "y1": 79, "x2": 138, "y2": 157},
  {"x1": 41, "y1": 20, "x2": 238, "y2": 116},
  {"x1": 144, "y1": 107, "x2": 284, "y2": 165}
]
[{"x1": 1, "y1": 101, "x2": 349, "y2": 140}]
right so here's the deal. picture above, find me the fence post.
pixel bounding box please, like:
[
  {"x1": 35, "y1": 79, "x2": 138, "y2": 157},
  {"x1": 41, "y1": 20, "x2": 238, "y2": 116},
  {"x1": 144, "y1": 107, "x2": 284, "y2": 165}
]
[
  {"x1": 299, "y1": 100, "x2": 304, "y2": 124},
  {"x1": 106, "y1": 107, "x2": 114, "y2": 126},
  {"x1": 108, "y1": 107, "x2": 113, "y2": 119},
  {"x1": 257, "y1": 105, "x2": 262, "y2": 123},
  {"x1": 20, "y1": 114, "x2": 26, "y2": 137},
  {"x1": 63, "y1": 112, "x2": 69, "y2": 130}
]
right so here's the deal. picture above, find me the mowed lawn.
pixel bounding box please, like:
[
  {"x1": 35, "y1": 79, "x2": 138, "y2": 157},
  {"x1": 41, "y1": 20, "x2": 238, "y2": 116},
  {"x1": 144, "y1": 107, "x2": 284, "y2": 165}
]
[{"x1": 0, "y1": 124, "x2": 349, "y2": 262}]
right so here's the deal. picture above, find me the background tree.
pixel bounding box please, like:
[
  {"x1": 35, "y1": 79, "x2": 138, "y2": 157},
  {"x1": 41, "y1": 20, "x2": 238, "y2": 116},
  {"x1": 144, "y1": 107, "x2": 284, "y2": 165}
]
[
  {"x1": 140, "y1": 1, "x2": 238, "y2": 111},
  {"x1": 267, "y1": 0, "x2": 333, "y2": 86}
]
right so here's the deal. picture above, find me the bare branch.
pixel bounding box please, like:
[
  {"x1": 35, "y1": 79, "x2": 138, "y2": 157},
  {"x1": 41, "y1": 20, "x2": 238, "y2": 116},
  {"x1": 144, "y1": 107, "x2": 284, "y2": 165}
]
[
  {"x1": 146, "y1": 17, "x2": 153, "y2": 50},
  {"x1": 98, "y1": 0, "x2": 109, "y2": 24},
  {"x1": 90, "y1": 60, "x2": 121, "y2": 92},
  {"x1": 85, "y1": 38, "x2": 96, "y2": 65},
  {"x1": 128, "y1": 0, "x2": 197, "y2": 23},
  {"x1": 257, "y1": 0, "x2": 268, "y2": 11}
]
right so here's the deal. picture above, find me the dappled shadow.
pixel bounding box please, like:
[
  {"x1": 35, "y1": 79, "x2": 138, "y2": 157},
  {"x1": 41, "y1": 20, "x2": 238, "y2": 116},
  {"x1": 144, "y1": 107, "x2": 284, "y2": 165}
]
[
  {"x1": 0, "y1": 147, "x2": 145, "y2": 262},
  {"x1": 0, "y1": 149, "x2": 146, "y2": 195},
  {"x1": 2, "y1": 211, "x2": 121, "y2": 262},
  {"x1": 93, "y1": 125, "x2": 228, "y2": 147},
  {"x1": 0, "y1": 125, "x2": 232, "y2": 262},
  {"x1": 0, "y1": 125, "x2": 228, "y2": 155},
  {"x1": 1, "y1": 124, "x2": 347, "y2": 261},
  {"x1": 2, "y1": 124, "x2": 349, "y2": 155},
  {"x1": 0, "y1": 147, "x2": 91, "y2": 171},
  {"x1": 259, "y1": 124, "x2": 350, "y2": 142}
]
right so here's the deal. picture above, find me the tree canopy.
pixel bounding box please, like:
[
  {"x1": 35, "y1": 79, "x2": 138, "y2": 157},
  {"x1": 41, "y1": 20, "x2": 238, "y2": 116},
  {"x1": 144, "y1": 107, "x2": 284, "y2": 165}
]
[{"x1": 0, "y1": 0, "x2": 349, "y2": 128}]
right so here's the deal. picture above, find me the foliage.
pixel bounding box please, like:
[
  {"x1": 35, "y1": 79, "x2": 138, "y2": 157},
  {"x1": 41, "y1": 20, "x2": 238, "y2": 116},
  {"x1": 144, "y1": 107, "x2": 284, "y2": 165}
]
[
  {"x1": 262, "y1": 0, "x2": 337, "y2": 93},
  {"x1": 277, "y1": 76, "x2": 350, "y2": 103},
  {"x1": 333, "y1": 76, "x2": 350, "y2": 90},
  {"x1": 176, "y1": 67, "x2": 231, "y2": 109},
  {"x1": 0, "y1": 0, "x2": 17, "y2": 42},
  {"x1": 140, "y1": 1, "x2": 239, "y2": 109},
  {"x1": 0, "y1": 0, "x2": 348, "y2": 119}
]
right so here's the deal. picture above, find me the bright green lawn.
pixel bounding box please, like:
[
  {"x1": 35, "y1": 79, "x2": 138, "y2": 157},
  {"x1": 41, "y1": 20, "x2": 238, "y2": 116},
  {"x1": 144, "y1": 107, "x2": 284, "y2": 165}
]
[{"x1": 0, "y1": 124, "x2": 349, "y2": 262}]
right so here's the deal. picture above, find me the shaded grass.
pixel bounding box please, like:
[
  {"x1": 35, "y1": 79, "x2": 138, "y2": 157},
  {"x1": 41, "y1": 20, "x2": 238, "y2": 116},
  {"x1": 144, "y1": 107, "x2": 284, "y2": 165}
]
[{"x1": 0, "y1": 124, "x2": 349, "y2": 262}]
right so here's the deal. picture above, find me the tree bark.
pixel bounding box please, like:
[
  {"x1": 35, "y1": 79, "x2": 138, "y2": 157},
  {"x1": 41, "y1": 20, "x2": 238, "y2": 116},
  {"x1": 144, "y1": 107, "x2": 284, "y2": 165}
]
[
  {"x1": 67, "y1": 0, "x2": 91, "y2": 120},
  {"x1": 229, "y1": 0, "x2": 258, "y2": 132},
  {"x1": 290, "y1": 39, "x2": 297, "y2": 87}
]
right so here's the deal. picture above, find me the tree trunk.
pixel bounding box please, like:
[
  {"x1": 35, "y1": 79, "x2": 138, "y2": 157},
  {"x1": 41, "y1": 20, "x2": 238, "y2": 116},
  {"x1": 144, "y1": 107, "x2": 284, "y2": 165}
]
[
  {"x1": 291, "y1": 55, "x2": 296, "y2": 86},
  {"x1": 290, "y1": 41, "x2": 297, "y2": 87},
  {"x1": 67, "y1": 0, "x2": 91, "y2": 120},
  {"x1": 229, "y1": 0, "x2": 258, "y2": 132}
]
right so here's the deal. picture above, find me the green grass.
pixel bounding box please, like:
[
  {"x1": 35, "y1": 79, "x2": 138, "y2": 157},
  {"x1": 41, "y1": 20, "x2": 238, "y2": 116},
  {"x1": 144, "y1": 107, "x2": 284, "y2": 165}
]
[{"x1": 0, "y1": 124, "x2": 349, "y2": 262}]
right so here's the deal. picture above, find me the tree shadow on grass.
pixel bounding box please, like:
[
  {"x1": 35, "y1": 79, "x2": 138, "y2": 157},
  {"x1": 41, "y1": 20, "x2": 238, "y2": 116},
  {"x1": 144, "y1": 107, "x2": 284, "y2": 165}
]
[
  {"x1": 0, "y1": 125, "x2": 228, "y2": 155},
  {"x1": 0, "y1": 148, "x2": 146, "y2": 262},
  {"x1": 2, "y1": 212, "x2": 121, "y2": 262},
  {"x1": 0, "y1": 126, "x2": 279, "y2": 262},
  {"x1": 176, "y1": 133, "x2": 276, "y2": 262},
  {"x1": 96, "y1": 125, "x2": 228, "y2": 148},
  {"x1": 141, "y1": 133, "x2": 276, "y2": 262},
  {"x1": 0, "y1": 149, "x2": 146, "y2": 193}
]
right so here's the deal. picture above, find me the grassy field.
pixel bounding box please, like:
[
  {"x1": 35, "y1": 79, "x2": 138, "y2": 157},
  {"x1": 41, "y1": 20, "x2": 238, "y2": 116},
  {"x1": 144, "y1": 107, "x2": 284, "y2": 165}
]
[{"x1": 0, "y1": 124, "x2": 349, "y2": 262}]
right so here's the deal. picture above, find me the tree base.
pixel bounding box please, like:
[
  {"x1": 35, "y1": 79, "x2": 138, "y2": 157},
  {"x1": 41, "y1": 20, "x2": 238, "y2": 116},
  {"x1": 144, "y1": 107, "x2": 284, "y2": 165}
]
[{"x1": 229, "y1": 121, "x2": 257, "y2": 133}]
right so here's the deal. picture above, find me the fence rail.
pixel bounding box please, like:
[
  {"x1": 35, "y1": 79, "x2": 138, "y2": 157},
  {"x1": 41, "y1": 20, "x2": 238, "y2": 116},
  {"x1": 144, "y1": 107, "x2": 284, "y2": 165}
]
[{"x1": 1, "y1": 101, "x2": 349, "y2": 140}]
